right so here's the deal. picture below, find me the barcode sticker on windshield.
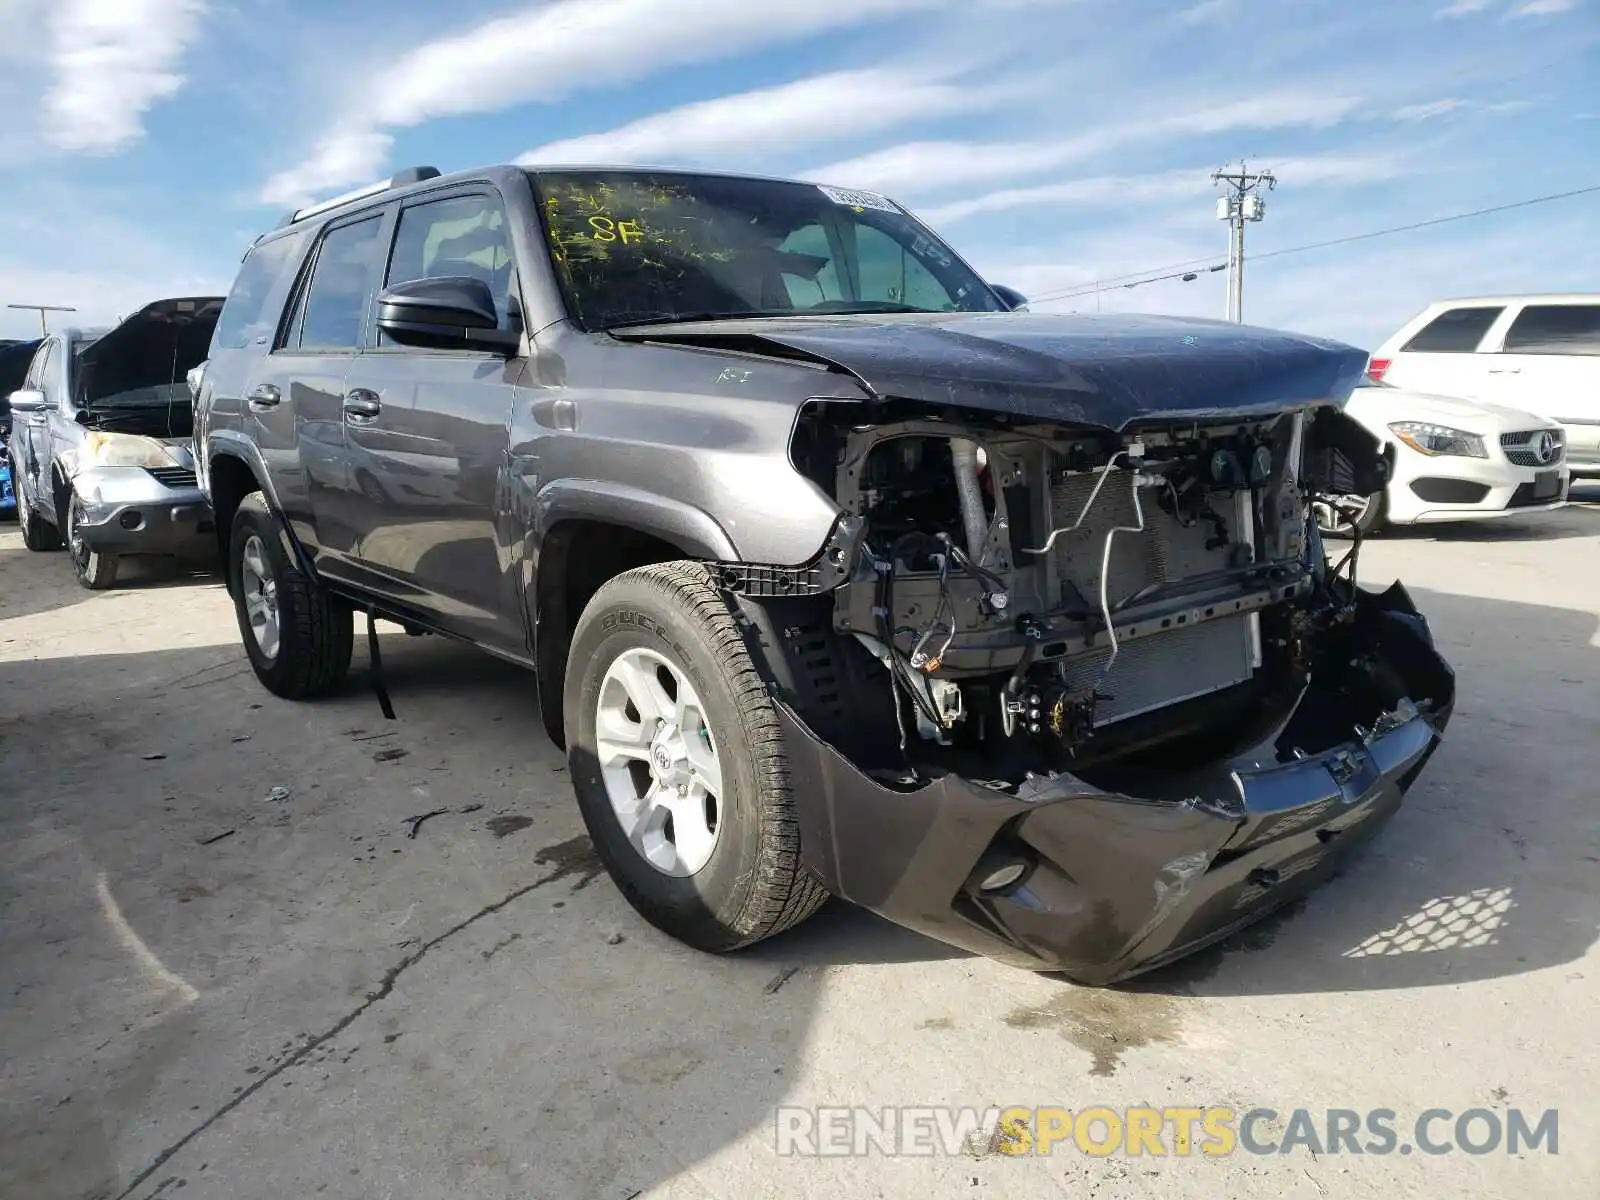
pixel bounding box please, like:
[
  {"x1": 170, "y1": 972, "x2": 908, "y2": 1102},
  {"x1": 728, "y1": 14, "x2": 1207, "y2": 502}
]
[{"x1": 817, "y1": 185, "x2": 900, "y2": 213}]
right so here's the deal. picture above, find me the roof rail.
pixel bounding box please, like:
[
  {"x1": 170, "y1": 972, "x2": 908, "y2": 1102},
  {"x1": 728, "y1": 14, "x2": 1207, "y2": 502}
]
[{"x1": 277, "y1": 165, "x2": 443, "y2": 228}]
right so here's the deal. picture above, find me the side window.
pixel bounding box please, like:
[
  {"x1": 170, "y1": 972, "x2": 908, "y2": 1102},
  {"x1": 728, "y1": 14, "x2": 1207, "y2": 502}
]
[
  {"x1": 25, "y1": 341, "x2": 56, "y2": 403},
  {"x1": 214, "y1": 230, "x2": 310, "y2": 351},
  {"x1": 854, "y1": 225, "x2": 960, "y2": 310},
  {"x1": 1399, "y1": 306, "x2": 1503, "y2": 353},
  {"x1": 383, "y1": 193, "x2": 512, "y2": 345},
  {"x1": 1502, "y1": 305, "x2": 1600, "y2": 356},
  {"x1": 291, "y1": 216, "x2": 386, "y2": 352},
  {"x1": 36, "y1": 342, "x2": 58, "y2": 404},
  {"x1": 22, "y1": 342, "x2": 46, "y2": 388}
]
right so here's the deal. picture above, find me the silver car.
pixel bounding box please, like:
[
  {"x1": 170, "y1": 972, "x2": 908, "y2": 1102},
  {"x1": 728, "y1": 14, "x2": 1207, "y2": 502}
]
[{"x1": 5, "y1": 296, "x2": 223, "y2": 589}]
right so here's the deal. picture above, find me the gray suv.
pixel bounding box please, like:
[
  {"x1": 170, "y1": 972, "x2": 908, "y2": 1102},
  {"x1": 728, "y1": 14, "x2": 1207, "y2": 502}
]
[{"x1": 195, "y1": 162, "x2": 1455, "y2": 985}]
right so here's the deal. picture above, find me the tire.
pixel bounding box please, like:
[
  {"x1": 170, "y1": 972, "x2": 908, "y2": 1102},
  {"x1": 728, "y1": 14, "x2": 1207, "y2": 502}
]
[
  {"x1": 17, "y1": 480, "x2": 62, "y2": 551},
  {"x1": 1315, "y1": 489, "x2": 1386, "y2": 540},
  {"x1": 228, "y1": 491, "x2": 353, "y2": 698},
  {"x1": 564, "y1": 561, "x2": 829, "y2": 953},
  {"x1": 66, "y1": 494, "x2": 119, "y2": 590}
]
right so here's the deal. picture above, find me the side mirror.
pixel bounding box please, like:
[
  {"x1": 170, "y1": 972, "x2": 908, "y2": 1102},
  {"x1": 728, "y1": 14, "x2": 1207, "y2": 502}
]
[
  {"x1": 7, "y1": 388, "x2": 46, "y2": 414},
  {"x1": 989, "y1": 284, "x2": 1029, "y2": 312},
  {"x1": 375, "y1": 276, "x2": 521, "y2": 352}
]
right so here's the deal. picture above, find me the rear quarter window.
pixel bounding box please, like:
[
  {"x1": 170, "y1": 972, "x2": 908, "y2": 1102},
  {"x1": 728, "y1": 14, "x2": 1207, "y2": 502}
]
[
  {"x1": 213, "y1": 230, "x2": 311, "y2": 352},
  {"x1": 1502, "y1": 304, "x2": 1600, "y2": 355},
  {"x1": 1399, "y1": 305, "x2": 1503, "y2": 353}
]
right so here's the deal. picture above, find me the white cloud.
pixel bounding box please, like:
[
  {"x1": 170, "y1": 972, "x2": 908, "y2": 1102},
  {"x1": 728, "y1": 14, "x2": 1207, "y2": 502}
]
[
  {"x1": 805, "y1": 90, "x2": 1365, "y2": 198},
  {"x1": 257, "y1": 126, "x2": 396, "y2": 212},
  {"x1": 1178, "y1": 0, "x2": 1237, "y2": 23},
  {"x1": 1393, "y1": 98, "x2": 1469, "y2": 121},
  {"x1": 917, "y1": 171, "x2": 1206, "y2": 226},
  {"x1": 516, "y1": 65, "x2": 1014, "y2": 167},
  {"x1": 43, "y1": 0, "x2": 207, "y2": 154},
  {"x1": 1512, "y1": 0, "x2": 1579, "y2": 15},
  {"x1": 1436, "y1": 0, "x2": 1494, "y2": 15},
  {"x1": 260, "y1": 0, "x2": 954, "y2": 207},
  {"x1": 917, "y1": 153, "x2": 1403, "y2": 226}
]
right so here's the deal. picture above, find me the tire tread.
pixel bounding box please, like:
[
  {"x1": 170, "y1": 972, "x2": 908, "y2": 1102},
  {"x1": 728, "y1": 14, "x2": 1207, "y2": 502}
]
[
  {"x1": 584, "y1": 561, "x2": 828, "y2": 948},
  {"x1": 232, "y1": 493, "x2": 352, "y2": 698}
]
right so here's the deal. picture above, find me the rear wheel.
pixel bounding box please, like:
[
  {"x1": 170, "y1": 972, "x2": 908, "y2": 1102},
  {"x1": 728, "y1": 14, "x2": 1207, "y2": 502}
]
[
  {"x1": 66, "y1": 494, "x2": 119, "y2": 590},
  {"x1": 564, "y1": 561, "x2": 828, "y2": 953},
  {"x1": 228, "y1": 492, "x2": 353, "y2": 698},
  {"x1": 17, "y1": 482, "x2": 62, "y2": 551}
]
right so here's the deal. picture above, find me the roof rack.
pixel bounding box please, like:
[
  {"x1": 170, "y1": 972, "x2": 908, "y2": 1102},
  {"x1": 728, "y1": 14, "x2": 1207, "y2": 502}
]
[{"x1": 276, "y1": 165, "x2": 442, "y2": 228}]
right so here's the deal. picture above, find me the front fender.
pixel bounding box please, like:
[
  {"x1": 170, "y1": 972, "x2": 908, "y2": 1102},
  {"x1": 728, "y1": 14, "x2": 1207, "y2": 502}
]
[
  {"x1": 529, "y1": 477, "x2": 739, "y2": 561},
  {"x1": 202, "y1": 430, "x2": 284, "y2": 514}
]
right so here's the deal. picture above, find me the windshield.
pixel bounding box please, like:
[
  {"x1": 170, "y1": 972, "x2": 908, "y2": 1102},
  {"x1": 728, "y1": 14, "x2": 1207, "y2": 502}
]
[{"x1": 527, "y1": 169, "x2": 1006, "y2": 331}]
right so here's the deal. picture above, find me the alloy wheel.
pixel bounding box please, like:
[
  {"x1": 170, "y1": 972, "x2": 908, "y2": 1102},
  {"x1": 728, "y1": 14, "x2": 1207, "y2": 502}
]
[
  {"x1": 239, "y1": 533, "x2": 281, "y2": 660},
  {"x1": 67, "y1": 498, "x2": 87, "y2": 569},
  {"x1": 1313, "y1": 494, "x2": 1371, "y2": 536},
  {"x1": 593, "y1": 646, "x2": 724, "y2": 877}
]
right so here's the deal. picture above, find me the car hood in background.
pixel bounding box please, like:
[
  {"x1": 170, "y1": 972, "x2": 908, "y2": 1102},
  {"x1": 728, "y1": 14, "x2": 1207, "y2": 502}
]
[
  {"x1": 75, "y1": 296, "x2": 226, "y2": 373},
  {"x1": 1347, "y1": 387, "x2": 1560, "y2": 434},
  {"x1": 610, "y1": 311, "x2": 1370, "y2": 430}
]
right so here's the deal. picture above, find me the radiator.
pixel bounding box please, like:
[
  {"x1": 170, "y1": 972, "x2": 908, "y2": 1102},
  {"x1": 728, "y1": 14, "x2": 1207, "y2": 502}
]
[
  {"x1": 1047, "y1": 472, "x2": 1260, "y2": 727},
  {"x1": 1057, "y1": 612, "x2": 1260, "y2": 726},
  {"x1": 1048, "y1": 473, "x2": 1236, "y2": 605}
]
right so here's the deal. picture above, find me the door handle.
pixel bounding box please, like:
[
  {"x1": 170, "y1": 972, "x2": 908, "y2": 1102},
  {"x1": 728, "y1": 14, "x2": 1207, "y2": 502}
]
[
  {"x1": 343, "y1": 388, "x2": 382, "y2": 423},
  {"x1": 248, "y1": 383, "x2": 281, "y2": 410},
  {"x1": 530, "y1": 397, "x2": 576, "y2": 431},
  {"x1": 1487, "y1": 368, "x2": 1521, "y2": 375}
]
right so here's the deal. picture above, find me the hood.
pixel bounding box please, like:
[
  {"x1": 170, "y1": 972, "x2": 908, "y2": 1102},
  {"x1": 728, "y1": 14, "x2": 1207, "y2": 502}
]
[
  {"x1": 77, "y1": 296, "x2": 224, "y2": 394},
  {"x1": 610, "y1": 311, "x2": 1370, "y2": 430},
  {"x1": 1348, "y1": 385, "x2": 1558, "y2": 433}
]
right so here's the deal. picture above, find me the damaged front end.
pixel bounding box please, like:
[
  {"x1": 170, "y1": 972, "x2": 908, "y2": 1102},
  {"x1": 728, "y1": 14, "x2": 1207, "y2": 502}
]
[{"x1": 724, "y1": 392, "x2": 1453, "y2": 984}]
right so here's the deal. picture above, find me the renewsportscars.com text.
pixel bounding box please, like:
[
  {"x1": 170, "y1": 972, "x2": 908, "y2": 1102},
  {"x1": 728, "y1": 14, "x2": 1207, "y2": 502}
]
[{"x1": 773, "y1": 1105, "x2": 1559, "y2": 1158}]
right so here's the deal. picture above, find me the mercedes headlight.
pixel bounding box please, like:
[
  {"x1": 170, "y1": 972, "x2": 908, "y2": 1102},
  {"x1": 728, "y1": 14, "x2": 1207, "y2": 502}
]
[
  {"x1": 79, "y1": 432, "x2": 182, "y2": 469},
  {"x1": 1388, "y1": 422, "x2": 1487, "y2": 459}
]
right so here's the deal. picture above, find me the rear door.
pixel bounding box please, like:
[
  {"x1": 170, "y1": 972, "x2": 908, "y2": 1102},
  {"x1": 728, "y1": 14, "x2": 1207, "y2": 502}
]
[
  {"x1": 249, "y1": 208, "x2": 395, "y2": 576},
  {"x1": 1482, "y1": 300, "x2": 1600, "y2": 468},
  {"x1": 1381, "y1": 303, "x2": 1505, "y2": 399},
  {"x1": 340, "y1": 186, "x2": 525, "y2": 651}
]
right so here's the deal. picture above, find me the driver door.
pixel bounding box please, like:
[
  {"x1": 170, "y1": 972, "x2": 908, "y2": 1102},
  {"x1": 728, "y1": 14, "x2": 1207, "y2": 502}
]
[{"x1": 17, "y1": 339, "x2": 58, "y2": 517}]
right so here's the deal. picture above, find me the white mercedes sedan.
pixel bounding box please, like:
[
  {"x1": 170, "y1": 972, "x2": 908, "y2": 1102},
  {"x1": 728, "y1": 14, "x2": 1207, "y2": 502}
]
[{"x1": 1317, "y1": 378, "x2": 1570, "y2": 536}]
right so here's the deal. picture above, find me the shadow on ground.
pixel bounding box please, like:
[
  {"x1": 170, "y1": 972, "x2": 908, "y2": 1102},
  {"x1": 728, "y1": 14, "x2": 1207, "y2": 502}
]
[
  {"x1": 2, "y1": 564, "x2": 1596, "y2": 1197},
  {"x1": 1120, "y1": 582, "x2": 1599, "y2": 997},
  {"x1": 0, "y1": 531, "x2": 219, "y2": 621}
]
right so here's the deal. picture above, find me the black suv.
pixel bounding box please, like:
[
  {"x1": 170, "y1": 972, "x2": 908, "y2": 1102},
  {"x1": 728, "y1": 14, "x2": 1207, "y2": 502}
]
[{"x1": 196, "y1": 162, "x2": 1455, "y2": 985}]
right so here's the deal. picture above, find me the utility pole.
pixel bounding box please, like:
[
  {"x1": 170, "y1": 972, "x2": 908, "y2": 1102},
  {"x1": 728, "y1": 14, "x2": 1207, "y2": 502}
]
[
  {"x1": 1211, "y1": 163, "x2": 1275, "y2": 323},
  {"x1": 7, "y1": 304, "x2": 76, "y2": 336}
]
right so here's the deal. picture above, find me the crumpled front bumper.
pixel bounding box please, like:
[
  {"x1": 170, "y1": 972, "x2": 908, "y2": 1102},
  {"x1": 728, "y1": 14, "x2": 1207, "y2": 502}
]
[
  {"x1": 69, "y1": 465, "x2": 214, "y2": 555},
  {"x1": 781, "y1": 582, "x2": 1456, "y2": 986}
]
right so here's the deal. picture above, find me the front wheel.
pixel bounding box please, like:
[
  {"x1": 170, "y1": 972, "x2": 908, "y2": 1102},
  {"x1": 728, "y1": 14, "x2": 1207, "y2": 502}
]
[
  {"x1": 228, "y1": 492, "x2": 353, "y2": 698},
  {"x1": 564, "y1": 561, "x2": 829, "y2": 953},
  {"x1": 1314, "y1": 490, "x2": 1386, "y2": 540},
  {"x1": 66, "y1": 494, "x2": 119, "y2": 590}
]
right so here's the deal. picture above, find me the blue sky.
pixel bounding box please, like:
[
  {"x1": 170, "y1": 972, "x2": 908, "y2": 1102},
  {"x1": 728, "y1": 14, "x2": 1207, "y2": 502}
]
[{"x1": 0, "y1": 0, "x2": 1595, "y2": 346}]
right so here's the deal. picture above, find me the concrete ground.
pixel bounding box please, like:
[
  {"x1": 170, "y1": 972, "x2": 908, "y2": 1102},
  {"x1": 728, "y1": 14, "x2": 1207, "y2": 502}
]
[{"x1": 2, "y1": 490, "x2": 1597, "y2": 1200}]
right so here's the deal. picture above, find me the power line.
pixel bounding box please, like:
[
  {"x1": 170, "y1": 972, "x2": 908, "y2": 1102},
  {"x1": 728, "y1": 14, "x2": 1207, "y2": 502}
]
[{"x1": 1030, "y1": 182, "x2": 1600, "y2": 306}]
